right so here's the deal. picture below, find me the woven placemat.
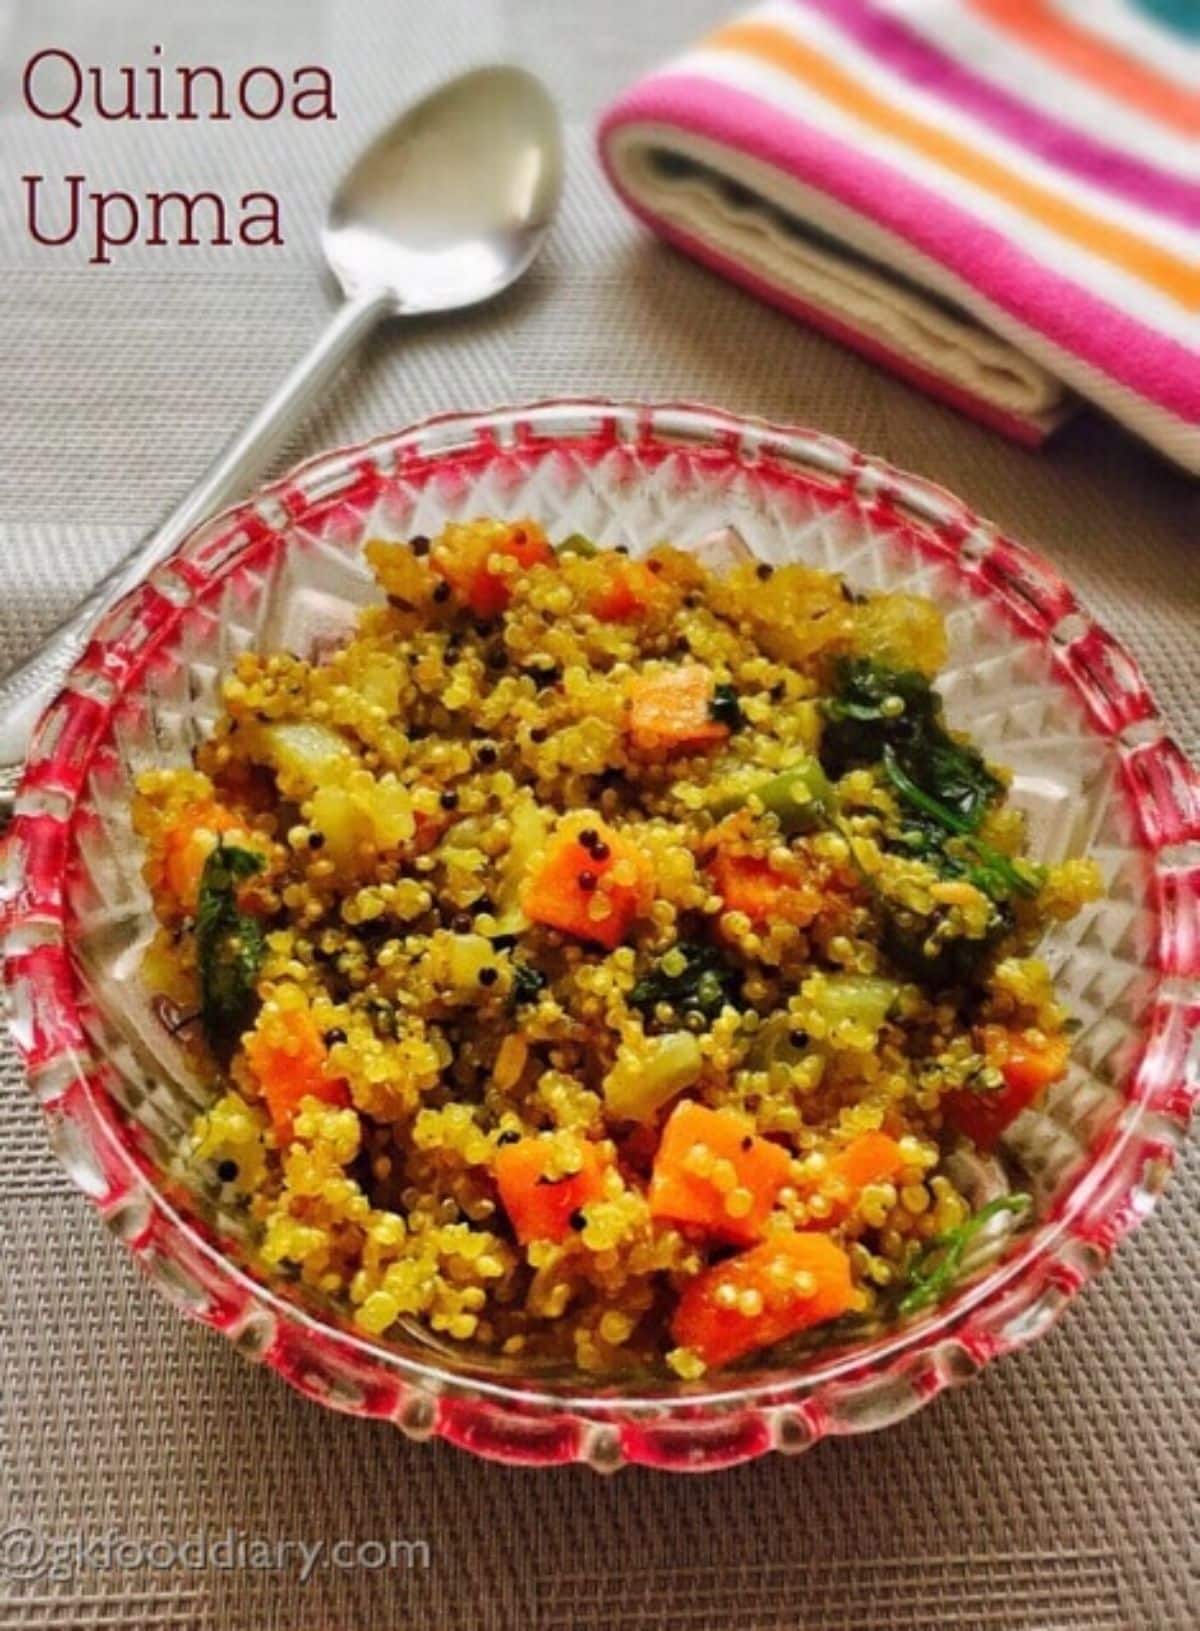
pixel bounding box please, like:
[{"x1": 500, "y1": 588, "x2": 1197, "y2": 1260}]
[{"x1": 1, "y1": 2, "x2": 1196, "y2": 1628}]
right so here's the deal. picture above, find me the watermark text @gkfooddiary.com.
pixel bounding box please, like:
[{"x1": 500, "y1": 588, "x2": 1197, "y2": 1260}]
[{"x1": 0, "y1": 1523, "x2": 430, "y2": 1587}]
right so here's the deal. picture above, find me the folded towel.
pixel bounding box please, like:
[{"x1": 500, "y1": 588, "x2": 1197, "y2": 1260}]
[{"x1": 599, "y1": 0, "x2": 1199, "y2": 471}]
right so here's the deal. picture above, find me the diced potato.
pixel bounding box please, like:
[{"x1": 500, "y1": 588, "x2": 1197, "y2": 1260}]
[
  {"x1": 494, "y1": 795, "x2": 551, "y2": 933},
  {"x1": 419, "y1": 930, "x2": 509, "y2": 1005},
  {"x1": 849, "y1": 593, "x2": 947, "y2": 678},
  {"x1": 356, "y1": 656, "x2": 405, "y2": 717},
  {"x1": 809, "y1": 973, "x2": 900, "y2": 1040},
  {"x1": 603, "y1": 1031, "x2": 702, "y2": 1122},
  {"x1": 444, "y1": 933, "x2": 499, "y2": 993},
  {"x1": 715, "y1": 563, "x2": 853, "y2": 665},
  {"x1": 261, "y1": 721, "x2": 353, "y2": 795},
  {"x1": 369, "y1": 774, "x2": 417, "y2": 849},
  {"x1": 308, "y1": 784, "x2": 372, "y2": 869},
  {"x1": 306, "y1": 765, "x2": 417, "y2": 867},
  {"x1": 441, "y1": 844, "x2": 489, "y2": 897}
]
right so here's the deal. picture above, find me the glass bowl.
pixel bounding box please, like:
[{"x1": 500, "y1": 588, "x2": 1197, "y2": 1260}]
[{"x1": 3, "y1": 400, "x2": 1197, "y2": 1473}]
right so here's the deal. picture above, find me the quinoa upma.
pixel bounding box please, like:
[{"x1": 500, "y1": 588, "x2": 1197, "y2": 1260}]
[{"x1": 133, "y1": 518, "x2": 1101, "y2": 1376}]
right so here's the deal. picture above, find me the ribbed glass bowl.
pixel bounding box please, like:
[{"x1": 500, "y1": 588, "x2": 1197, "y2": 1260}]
[{"x1": 3, "y1": 401, "x2": 1197, "y2": 1472}]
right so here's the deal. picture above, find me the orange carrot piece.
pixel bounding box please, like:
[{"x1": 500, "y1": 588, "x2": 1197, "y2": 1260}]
[
  {"x1": 830, "y1": 1131, "x2": 905, "y2": 1195},
  {"x1": 495, "y1": 1139, "x2": 606, "y2": 1244},
  {"x1": 589, "y1": 558, "x2": 661, "y2": 622},
  {"x1": 706, "y1": 842, "x2": 821, "y2": 930},
  {"x1": 432, "y1": 519, "x2": 553, "y2": 618},
  {"x1": 161, "y1": 802, "x2": 242, "y2": 908},
  {"x1": 820, "y1": 1131, "x2": 906, "y2": 1223},
  {"x1": 520, "y1": 814, "x2": 652, "y2": 950},
  {"x1": 944, "y1": 1028, "x2": 1070, "y2": 1149},
  {"x1": 648, "y1": 1101, "x2": 793, "y2": 1245},
  {"x1": 627, "y1": 665, "x2": 729, "y2": 755},
  {"x1": 244, "y1": 1008, "x2": 349, "y2": 1143},
  {"x1": 671, "y1": 1232, "x2": 856, "y2": 1368},
  {"x1": 708, "y1": 851, "x2": 782, "y2": 925}
]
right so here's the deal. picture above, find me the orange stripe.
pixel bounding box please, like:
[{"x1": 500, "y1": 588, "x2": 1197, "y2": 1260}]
[
  {"x1": 709, "y1": 20, "x2": 1199, "y2": 310},
  {"x1": 968, "y1": 0, "x2": 1200, "y2": 138}
]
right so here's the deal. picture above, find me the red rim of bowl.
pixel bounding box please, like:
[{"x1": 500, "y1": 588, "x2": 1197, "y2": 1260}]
[{"x1": 3, "y1": 398, "x2": 1197, "y2": 1473}]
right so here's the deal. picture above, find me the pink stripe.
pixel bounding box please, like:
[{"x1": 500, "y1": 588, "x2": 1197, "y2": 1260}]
[
  {"x1": 799, "y1": 0, "x2": 1200, "y2": 228},
  {"x1": 598, "y1": 74, "x2": 1200, "y2": 426}
]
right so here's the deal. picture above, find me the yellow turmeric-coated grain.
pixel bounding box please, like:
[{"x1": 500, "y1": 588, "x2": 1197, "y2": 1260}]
[{"x1": 130, "y1": 518, "x2": 1097, "y2": 1376}]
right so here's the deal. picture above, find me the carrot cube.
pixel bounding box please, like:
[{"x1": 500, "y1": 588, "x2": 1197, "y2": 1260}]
[
  {"x1": 589, "y1": 558, "x2": 662, "y2": 622},
  {"x1": 432, "y1": 519, "x2": 553, "y2": 618},
  {"x1": 671, "y1": 1231, "x2": 856, "y2": 1368},
  {"x1": 944, "y1": 1028, "x2": 1070, "y2": 1149},
  {"x1": 627, "y1": 665, "x2": 729, "y2": 755},
  {"x1": 520, "y1": 813, "x2": 652, "y2": 950},
  {"x1": 649, "y1": 1101, "x2": 792, "y2": 1245},
  {"x1": 819, "y1": 1131, "x2": 906, "y2": 1223},
  {"x1": 243, "y1": 1007, "x2": 349, "y2": 1142},
  {"x1": 706, "y1": 845, "x2": 821, "y2": 930},
  {"x1": 161, "y1": 801, "x2": 243, "y2": 908},
  {"x1": 830, "y1": 1131, "x2": 905, "y2": 1196},
  {"x1": 495, "y1": 1138, "x2": 606, "y2": 1243}
]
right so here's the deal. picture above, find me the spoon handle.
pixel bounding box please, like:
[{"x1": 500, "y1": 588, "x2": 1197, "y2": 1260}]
[{"x1": 0, "y1": 286, "x2": 393, "y2": 807}]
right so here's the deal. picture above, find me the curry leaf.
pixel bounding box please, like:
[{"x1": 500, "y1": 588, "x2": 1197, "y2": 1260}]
[{"x1": 899, "y1": 1193, "x2": 1031, "y2": 1316}]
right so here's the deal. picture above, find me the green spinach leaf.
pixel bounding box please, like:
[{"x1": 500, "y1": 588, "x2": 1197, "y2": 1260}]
[
  {"x1": 882, "y1": 748, "x2": 1042, "y2": 902},
  {"x1": 630, "y1": 942, "x2": 739, "y2": 1023},
  {"x1": 822, "y1": 660, "x2": 1039, "y2": 906},
  {"x1": 822, "y1": 658, "x2": 1000, "y2": 828},
  {"x1": 820, "y1": 659, "x2": 940, "y2": 775},
  {"x1": 196, "y1": 843, "x2": 266, "y2": 1056}
]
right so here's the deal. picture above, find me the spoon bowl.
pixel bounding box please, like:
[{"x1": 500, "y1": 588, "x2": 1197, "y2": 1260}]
[
  {"x1": 324, "y1": 66, "x2": 563, "y2": 312},
  {"x1": 0, "y1": 65, "x2": 563, "y2": 793}
]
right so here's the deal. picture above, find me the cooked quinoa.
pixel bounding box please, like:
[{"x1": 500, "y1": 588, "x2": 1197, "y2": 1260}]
[{"x1": 133, "y1": 518, "x2": 1101, "y2": 1376}]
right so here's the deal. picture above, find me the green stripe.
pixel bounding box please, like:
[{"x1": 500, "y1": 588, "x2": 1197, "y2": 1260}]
[{"x1": 1130, "y1": 0, "x2": 1200, "y2": 39}]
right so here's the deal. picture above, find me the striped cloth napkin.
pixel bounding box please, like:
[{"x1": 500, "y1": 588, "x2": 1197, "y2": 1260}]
[{"x1": 599, "y1": 0, "x2": 1199, "y2": 472}]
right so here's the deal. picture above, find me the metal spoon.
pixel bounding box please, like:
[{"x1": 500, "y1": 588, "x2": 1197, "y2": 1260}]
[{"x1": 0, "y1": 64, "x2": 562, "y2": 804}]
